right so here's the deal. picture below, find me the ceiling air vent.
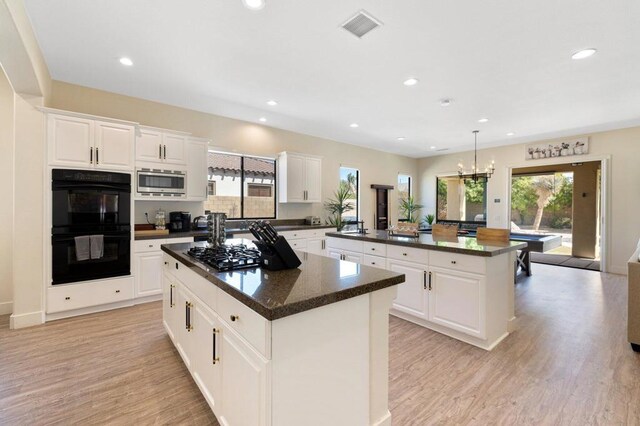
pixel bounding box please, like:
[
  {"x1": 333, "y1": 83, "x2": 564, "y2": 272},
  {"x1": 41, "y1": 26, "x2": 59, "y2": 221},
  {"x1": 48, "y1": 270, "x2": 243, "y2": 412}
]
[{"x1": 341, "y1": 10, "x2": 382, "y2": 38}]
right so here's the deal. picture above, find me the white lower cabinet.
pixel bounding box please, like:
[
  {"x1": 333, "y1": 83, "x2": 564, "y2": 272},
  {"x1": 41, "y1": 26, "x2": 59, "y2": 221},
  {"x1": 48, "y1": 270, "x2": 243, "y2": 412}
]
[
  {"x1": 192, "y1": 301, "x2": 223, "y2": 415},
  {"x1": 428, "y1": 267, "x2": 486, "y2": 339},
  {"x1": 306, "y1": 237, "x2": 325, "y2": 255},
  {"x1": 176, "y1": 284, "x2": 196, "y2": 369},
  {"x1": 386, "y1": 258, "x2": 429, "y2": 320},
  {"x1": 219, "y1": 323, "x2": 269, "y2": 426},
  {"x1": 162, "y1": 271, "x2": 179, "y2": 342},
  {"x1": 134, "y1": 237, "x2": 194, "y2": 299}
]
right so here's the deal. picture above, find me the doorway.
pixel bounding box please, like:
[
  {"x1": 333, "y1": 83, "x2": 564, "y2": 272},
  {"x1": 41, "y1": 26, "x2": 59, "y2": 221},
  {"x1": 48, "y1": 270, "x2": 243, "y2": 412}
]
[{"x1": 510, "y1": 161, "x2": 601, "y2": 271}]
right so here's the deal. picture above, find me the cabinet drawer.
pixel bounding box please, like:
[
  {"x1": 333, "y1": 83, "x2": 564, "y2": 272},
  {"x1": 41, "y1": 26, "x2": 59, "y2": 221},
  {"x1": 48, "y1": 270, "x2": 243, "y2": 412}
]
[
  {"x1": 135, "y1": 239, "x2": 165, "y2": 253},
  {"x1": 218, "y1": 290, "x2": 271, "y2": 359},
  {"x1": 307, "y1": 228, "x2": 334, "y2": 238},
  {"x1": 47, "y1": 276, "x2": 134, "y2": 313},
  {"x1": 326, "y1": 237, "x2": 363, "y2": 253},
  {"x1": 386, "y1": 244, "x2": 428, "y2": 264},
  {"x1": 363, "y1": 254, "x2": 386, "y2": 269},
  {"x1": 289, "y1": 239, "x2": 308, "y2": 250},
  {"x1": 166, "y1": 237, "x2": 194, "y2": 245},
  {"x1": 363, "y1": 242, "x2": 387, "y2": 257},
  {"x1": 430, "y1": 251, "x2": 486, "y2": 274},
  {"x1": 280, "y1": 230, "x2": 308, "y2": 240}
]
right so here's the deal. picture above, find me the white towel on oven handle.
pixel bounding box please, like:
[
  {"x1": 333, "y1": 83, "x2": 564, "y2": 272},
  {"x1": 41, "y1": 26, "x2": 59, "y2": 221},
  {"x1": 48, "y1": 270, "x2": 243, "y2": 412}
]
[
  {"x1": 90, "y1": 235, "x2": 104, "y2": 259},
  {"x1": 74, "y1": 236, "x2": 91, "y2": 261}
]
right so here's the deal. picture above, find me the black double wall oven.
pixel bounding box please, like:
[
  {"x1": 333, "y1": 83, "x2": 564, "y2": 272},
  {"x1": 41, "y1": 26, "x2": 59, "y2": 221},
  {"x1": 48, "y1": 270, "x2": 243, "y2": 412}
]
[{"x1": 51, "y1": 169, "x2": 131, "y2": 285}]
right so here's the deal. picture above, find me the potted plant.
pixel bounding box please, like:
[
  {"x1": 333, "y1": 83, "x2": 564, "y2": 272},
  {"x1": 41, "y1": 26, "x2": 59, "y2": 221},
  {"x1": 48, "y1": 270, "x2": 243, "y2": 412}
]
[
  {"x1": 324, "y1": 183, "x2": 355, "y2": 231},
  {"x1": 399, "y1": 196, "x2": 423, "y2": 223},
  {"x1": 422, "y1": 213, "x2": 435, "y2": 229}
]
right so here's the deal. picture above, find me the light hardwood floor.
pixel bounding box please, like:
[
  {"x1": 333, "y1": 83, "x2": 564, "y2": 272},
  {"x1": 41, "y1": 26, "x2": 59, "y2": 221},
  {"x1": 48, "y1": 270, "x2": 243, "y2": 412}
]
[{"x1": 1, "y1": 264, "x2": 639, "y2": 425}]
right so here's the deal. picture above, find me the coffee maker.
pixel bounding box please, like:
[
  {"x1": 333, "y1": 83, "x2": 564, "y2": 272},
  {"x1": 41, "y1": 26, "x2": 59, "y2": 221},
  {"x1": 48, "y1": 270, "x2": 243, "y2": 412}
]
[{"x1": 169, "y1": 211, "x2": 192, "y2": 233}]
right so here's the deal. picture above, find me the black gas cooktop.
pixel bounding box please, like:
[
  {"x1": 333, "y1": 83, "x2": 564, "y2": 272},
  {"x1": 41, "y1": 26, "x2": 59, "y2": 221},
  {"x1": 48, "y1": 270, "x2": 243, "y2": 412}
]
[{"x1": 186, "y1": 245, "x2": 262, "y2": 271}]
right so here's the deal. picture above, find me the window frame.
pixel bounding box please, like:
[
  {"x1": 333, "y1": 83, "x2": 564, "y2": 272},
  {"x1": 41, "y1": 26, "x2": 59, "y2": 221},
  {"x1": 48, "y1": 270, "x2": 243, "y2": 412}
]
[
  {"x1": 397, "y1": 173, "x2": 412, "y2": 222},
  {"x1": 208, "y1": 151, "x2": 277, "y2": 220},
  {"x1": 435, "y1": 174, "x2": 488, "y2": 225},
  {"x1": 339, "y1": 166, "x2": 360, "y2": 222}
]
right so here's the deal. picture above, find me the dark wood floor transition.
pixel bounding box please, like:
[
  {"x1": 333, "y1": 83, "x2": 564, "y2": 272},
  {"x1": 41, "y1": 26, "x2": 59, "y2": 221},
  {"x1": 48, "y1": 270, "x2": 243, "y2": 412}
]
[{"x1": 1, "y1": 264, "x2": 639, "y2": 425}]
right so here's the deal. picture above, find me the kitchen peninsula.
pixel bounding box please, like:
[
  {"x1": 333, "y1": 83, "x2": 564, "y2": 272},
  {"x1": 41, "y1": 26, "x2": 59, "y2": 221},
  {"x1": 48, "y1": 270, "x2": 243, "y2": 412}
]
[
  {"x1": 326, "y1": 231, "x2": 527, "y2": 350},
  {"x1": 161, "y1": 240, "x2": 405, "y2": 426}
]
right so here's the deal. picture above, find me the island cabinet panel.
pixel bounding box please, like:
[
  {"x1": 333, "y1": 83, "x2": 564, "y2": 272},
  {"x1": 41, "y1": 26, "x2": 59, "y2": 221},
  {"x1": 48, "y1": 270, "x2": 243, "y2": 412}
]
[
  {"x1": 191, "y1": 301, "x2": 223, "y2": 415},
  {"x1": 176, "y1": 284, "x2": 198, "y2": 370},
  {"x1": 219, "y1": 324, "x2": 270, "y2": 426},
  {"x1": 162, "y1": 272, "x2": 179, "y2": 343},
  {"x1": 387, "y1": 258, "x2": 429, "y2": 320},
  {"x1": 218, "y1": 290, "x2": 271, "y2": 359},
  {"x1": 428, "y1": 267, "x2": 486, "y2": 339},
  {"x1": 430, "y1": 250, "x2": 486, "y2": 275},
  {"x1": 363, "y1": 254, "x2": 386, "y2": 269},
  {"x1": 386, "y1": 244, "x2": 428, "y2": 263}
]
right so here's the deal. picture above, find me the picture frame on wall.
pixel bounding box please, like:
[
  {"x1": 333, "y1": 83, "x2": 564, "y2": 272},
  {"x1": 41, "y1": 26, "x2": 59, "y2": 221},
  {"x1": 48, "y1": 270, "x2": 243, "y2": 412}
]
[{"x1": 525, "y1": 137, "x2": 589, "y2": 160}]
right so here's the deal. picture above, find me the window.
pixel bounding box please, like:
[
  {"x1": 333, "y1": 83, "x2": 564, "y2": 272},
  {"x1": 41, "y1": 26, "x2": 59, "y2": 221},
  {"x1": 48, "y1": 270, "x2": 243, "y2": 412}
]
[
  {"x1": 436, "y1": 176, "x2": 487, "y2": 223},
  {"x1": 205, "y1": 151, "x2": 276, "y2": 219},
  {"x1": 398, "y1": 174, "x2": 412, "y2": 221},
  {"x1": 339, "y1": 167, "x2": 359, "y2": 222}
]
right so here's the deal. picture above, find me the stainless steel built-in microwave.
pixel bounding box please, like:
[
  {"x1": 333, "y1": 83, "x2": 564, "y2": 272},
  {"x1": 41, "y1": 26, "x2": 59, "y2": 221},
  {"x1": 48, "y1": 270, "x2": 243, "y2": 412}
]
[{"x1": 136, "y1": 168, "x2": 186, "y2": 198}]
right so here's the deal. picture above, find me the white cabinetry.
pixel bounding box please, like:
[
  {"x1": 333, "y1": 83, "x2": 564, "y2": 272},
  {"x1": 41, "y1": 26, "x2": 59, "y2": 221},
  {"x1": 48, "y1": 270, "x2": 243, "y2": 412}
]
[
  {"x1": 277, "y1": 152, "x2": 322, "y2": 203},
  {"x1": 134, "y1": 237, "x2": 194, "y2": 299},
  {"x1": 186, "y1": 137, "x2": 209, "y2": 201},
  {"x1": 192, "y1": 297, "x2": 223, "y2": 414},
  {"x1": 279, "y1": 228, "x2": 335, "y2": 257},
  {"x1": 47, "y1": 112, "x2": 135, "y2": 171},
  {"x1": 135, "y1": 126, "x2": 187, "y2": 167},
  {"x1": 162, "y1": 271, "x2": 179, "y2": 342},
  {"x1": 325, "y1": 236, "x2": 512, "y2": 350}
]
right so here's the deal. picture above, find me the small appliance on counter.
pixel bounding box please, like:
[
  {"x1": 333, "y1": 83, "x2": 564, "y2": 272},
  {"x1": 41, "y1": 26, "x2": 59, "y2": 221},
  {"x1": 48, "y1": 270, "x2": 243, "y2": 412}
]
[
  {"x1": 193, "y1": 215, "x2": 208, "y2": 230},
  {"x1": 169, "y1": 211, "x2": 191, "y2": 233},
  {"x1": 305, "y1": 216, "x2": 322, "y2": 225},
  {"x1": 154, "y1": 209, "x2": 166, "y2": 230},
  {"x1": 249, "y1": 220, "x2": 301, "y2": 271}
]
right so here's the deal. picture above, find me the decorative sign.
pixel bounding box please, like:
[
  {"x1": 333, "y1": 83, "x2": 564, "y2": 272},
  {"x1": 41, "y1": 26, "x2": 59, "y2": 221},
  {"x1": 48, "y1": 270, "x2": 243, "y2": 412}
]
[{"x1": 525, "y1": 137, "x2": 589, "y2": 160}]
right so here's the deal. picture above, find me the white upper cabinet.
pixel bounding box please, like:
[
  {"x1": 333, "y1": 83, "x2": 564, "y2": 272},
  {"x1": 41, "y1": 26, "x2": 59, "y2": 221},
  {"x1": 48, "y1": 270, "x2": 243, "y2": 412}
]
[
  {"x1": 278, "y1": 151, "x2": 322, "y2": 203},
  {"x1": 135, "y1": 126, "x2": 187, "y2": 167},
  {"x1": 47, "y1": 112, "x2": 135, "y2": 171},
  {"x1": 186, "y1": 137, "x2": 209, "y2": 201}
]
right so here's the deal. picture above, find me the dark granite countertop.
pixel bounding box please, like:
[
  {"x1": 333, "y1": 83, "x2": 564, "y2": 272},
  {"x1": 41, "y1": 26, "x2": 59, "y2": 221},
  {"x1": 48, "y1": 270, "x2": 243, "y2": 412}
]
[
  {"x1": 325, "y1": 230, "x2": 527, "y2": 257},
  {"x1": 161, "y1": 240, "x2": 404, "y2": 321},
  {"x1": 135, "y1": 225, "x2": 335, "y2": 240}
]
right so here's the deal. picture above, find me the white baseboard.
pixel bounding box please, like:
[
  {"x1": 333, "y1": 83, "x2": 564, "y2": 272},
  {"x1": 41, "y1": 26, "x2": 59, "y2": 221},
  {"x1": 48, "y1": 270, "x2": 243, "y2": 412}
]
[
  {"x1": 609, "y1": 265, "x2": 627, "y2": 275},
  {"x1": 0, "y1": 301, "x2": 13, "y2": 315},
  {"x1": 10, "y1": 310, "x2": 45, "y2": 329},
  {"x1": 507, "y1": 316, "x2": 517, "y2": 333},
  {"x1": 372, "y1": 410, "x2": 392, "y2": 426},
  {"x1": 45, "y1": 299, "x2": 134, "y2": 322},
  {"x1": 133, "y1": 294, "x2": 162, "y2": 305}
]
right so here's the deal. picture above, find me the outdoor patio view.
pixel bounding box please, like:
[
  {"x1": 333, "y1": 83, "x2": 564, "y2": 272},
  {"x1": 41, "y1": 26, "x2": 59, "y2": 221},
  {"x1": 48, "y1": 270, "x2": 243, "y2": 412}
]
[{"x1": 511, "y1": 172, "x2": 573, "y2": 254}]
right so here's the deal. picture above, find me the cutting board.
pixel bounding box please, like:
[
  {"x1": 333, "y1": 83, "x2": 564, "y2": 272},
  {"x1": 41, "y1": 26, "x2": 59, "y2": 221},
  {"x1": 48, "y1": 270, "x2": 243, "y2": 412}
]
[{"x1": 135, "y1": 229, "x2": 170, "y2": 237}]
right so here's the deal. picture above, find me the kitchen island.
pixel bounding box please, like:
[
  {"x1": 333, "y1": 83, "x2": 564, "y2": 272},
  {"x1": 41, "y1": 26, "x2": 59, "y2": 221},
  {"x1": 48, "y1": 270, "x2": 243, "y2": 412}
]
[
  {"x1": 326, "y1": 231, "x2": 527, "y2": 350},
  {"x1": 161, "y1": 240, "x2": 405, "y2": 426}
]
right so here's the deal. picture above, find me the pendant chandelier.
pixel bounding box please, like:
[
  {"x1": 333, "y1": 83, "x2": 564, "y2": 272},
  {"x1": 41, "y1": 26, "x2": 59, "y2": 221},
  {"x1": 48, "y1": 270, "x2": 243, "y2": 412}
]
[{"x1": 457, "y1": 130, "x2": 495, "y2": 182}]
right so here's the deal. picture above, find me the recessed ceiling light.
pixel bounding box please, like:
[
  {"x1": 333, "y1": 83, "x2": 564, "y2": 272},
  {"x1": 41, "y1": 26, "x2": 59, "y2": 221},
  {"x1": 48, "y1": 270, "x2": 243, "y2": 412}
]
[
  {"x1": 403, "y1": 78, "x2": 419, "y2": 86},
  {"x1": 350, "y1": 123, "x2": 359, "y2": 128},
  {"x1": 266, "y1": 100, "x2": 278, "y2": 106},
  {"x1": 397, "y1": 137, "x2": 405, "y2": 141},
  {"x1": 506, "y1": 132, "x2": 515, "y2": 136},
  {"x1": 571, "y1": 48, "x2": 597, "y2": 60},
  {"x1": 259, "y1": 117, "x2": 267, "y2": 122},
  {"x1": 440, "y1": 99, "x2": 452, "y2": 107},
  {"x1": 478, "y1": 118, "x2": 489, "y2": 123},
  {"x1": 430, "y1": 146, "x2": 436, "y2": 150},
  {"x1": 242, "y1": 0, "x2": 265, "y2": 10},
  {"x1": 119, "y1": 57, "x2": 133, "y2": 66}
]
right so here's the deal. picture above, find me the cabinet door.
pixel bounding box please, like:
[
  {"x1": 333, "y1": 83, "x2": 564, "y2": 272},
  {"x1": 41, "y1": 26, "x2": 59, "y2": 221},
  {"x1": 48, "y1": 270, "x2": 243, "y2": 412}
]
[
  {"x1": 363, "y1": 254, "x2": 385, "y2": 269},
  {"x1": 285, "y1": 154, "x2": 305, "y2": 202},
  {"x1": 135, "y1": 252, "x2": 164, "y2": 298},
  {"x1": 343, "y1": 250, "x2": 364, "y2": 264},
  {"x1": 176, "y1": 284, "x2": 196, "y2": 369},
  {"x1": 162, "y1": 272, "x2": 180, "y2": 343},
  {"x1": 163, "y1": 133, "x2": 187, "y2": 165},
  {"x1": 94, "y1": 121, "x2": 134, "y2": 171},
  {"x1": 429, "y1": 267, "x2": 486, "y2": 338},
  {"x1": 304, "y1": 156, "x2": 322, "y2": 202},
  {"x1": 192, "y1": 302, "x2": 223, "y2": 414},
  {"x1": 48, "y1": 114, "x2": 93, "y2": 167},
  {"x1": 219, "y1": 324, "x2": 269, "y2": 426},
  {"x1": 186, "y1": 138, "x2": 208, "y2": 201},
  {"x1": 136, "y1": 128, "x2": 163, "y2": 163},
  {"x1": 327, "y1": 248, "x2": 342, "y2": 260},
  {"x1": 387, "y1": 259, "x2": 428, "y2": 320},
  {"x1": 307, "y1": 237, "x2": 325, "y2": 256}
]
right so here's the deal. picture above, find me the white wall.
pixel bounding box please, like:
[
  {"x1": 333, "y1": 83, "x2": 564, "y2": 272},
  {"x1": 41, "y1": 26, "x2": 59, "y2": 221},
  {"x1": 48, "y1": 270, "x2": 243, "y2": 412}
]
[
  {"x1": 0, "y1": 67, "x2": 14, "y2": 314},
  {"x1": 418, "y1": 127, "x2": 640, "y2": 274}
]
